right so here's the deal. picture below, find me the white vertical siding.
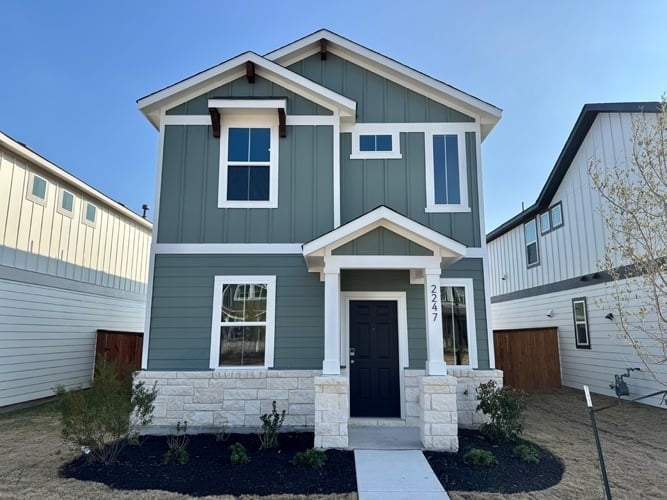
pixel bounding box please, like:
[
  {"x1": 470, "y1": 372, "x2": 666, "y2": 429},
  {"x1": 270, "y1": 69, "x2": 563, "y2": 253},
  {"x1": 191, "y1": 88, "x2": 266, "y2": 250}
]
[
  {"x1": 491, "y1": 281, "x2": 666, "y2": 407},
  {"x1": 0, "y1": 277, "x2": 146, "y2": 407}
]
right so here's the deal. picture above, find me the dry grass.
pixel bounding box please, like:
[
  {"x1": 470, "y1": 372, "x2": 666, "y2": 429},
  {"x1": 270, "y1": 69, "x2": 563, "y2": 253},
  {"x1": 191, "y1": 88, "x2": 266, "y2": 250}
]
[
  {"x1": 451, "y1": 388, "x2": 667, "y2": 499},
  {"x1": 0, "y1": 389, "x2": 664, "y2": 499}
]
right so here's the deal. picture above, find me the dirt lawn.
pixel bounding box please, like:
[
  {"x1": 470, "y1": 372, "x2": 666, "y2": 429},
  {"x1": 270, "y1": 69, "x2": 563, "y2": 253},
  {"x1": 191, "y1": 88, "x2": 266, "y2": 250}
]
[{"x1": 0, "y1": 388, "x2": 665, "y2": 499}]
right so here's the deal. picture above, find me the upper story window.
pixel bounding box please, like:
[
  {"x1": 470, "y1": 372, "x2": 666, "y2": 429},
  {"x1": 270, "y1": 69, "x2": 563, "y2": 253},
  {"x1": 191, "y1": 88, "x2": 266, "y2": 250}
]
[
  {"x1": 350, "y1": 131, "x2": 401, "y2": 159},
  {"x1": 440, "y1": 278, "x2": 477, "y2": 367},
  {"x1": 524, "y1": 219, "x2": 539, "y2": 267},
  {"x1": 58, "y1": 189, "x2": 75, "y2": 217},
  {"x1": 218, "y1": 115, "x2": 279, "y2": 208},
  {"x1": 425, "y1": 132, "x2": 469, "y2": 213},
  {"x1": 539, "y1": 202, "x2": 564, "y2": 235},
  {"x1": 27, "y1": 173, "x2": 47, "y2": 205},
  {"x1": 83, "y1": 202, "x2": 97, "y2": 227},
  {"x1": 572, "y1": 297, "x2": 590, "y2": 349},
  {"x1": 209, "y1": 275, "x2": 276, "y2": 369}
]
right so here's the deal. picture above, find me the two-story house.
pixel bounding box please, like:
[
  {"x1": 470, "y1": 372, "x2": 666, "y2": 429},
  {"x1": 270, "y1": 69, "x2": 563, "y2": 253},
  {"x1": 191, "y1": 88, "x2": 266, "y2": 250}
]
[
  {"x1": 487, "y1": 102, "x2": 665, "y2": 408},
  {"x1": 136, "y1": 30, "x2": 503, "y2": 450}
]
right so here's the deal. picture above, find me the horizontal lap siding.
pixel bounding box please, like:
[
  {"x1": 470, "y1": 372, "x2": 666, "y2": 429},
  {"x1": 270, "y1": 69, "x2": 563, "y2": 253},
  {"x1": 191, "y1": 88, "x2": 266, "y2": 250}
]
[
  {"x1": 149, "y1": 254, "x2": 324, "y2": 371},
  {"x1": 0, "y1": 278, "x2": 146, "y2": 407}
]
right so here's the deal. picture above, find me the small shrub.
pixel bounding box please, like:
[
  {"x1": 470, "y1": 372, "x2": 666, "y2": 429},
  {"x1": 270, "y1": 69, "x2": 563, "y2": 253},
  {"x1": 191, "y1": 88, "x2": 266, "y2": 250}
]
[
  {"x1": 464, "y1": 448, "x2": 497, "y2": 467},
  {"x1": 513, "y1": 443, "x2": 540, "y2": 464},
  {"x1": 476, "y1": 380, "x2": 526, "y2": 442},
  {"x1": 55, "y1": 358, "x2": 158, "y2": 464},
  {"x1": 163, "y1": 421, "x2": 190, "y2": 465},
  {"x1": 229, "y1": 442, "x2": 250, "y2": 464},
  {"x1": 292, "y1": 448, "x2": 327, "y2": 469},
  {"x1": 259, "y1": 400, "x2": 286, "y2": 450}
]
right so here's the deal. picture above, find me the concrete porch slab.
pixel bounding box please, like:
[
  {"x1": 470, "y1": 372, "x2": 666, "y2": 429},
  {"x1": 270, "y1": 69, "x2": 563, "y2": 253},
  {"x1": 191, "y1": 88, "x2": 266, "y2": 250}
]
[
  {"x1": 348, "y1": 426, "x2": 421, "y2": 450},
  {"x1": 354, "y1": 449, "x2": 448, "y2": 499}
]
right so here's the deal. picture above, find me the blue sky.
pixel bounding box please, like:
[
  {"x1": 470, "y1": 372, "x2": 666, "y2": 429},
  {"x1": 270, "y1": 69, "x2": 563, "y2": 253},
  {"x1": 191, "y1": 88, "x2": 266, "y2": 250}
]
[{"x1": 1, "y1": 1, "x2": 665, "y2": 231}]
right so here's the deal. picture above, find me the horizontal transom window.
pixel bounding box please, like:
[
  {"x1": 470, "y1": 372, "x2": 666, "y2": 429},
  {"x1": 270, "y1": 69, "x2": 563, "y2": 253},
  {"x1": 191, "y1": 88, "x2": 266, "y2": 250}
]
[{"x1": 350, "y1": 129, "x2": 401, "y2": 159}]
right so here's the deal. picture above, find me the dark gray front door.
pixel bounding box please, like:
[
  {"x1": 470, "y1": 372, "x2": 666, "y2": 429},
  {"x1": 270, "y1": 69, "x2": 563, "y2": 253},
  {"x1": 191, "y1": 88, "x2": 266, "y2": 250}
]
[{"x1": 349, "y1": 300, "x2": 400, "y2": 418}]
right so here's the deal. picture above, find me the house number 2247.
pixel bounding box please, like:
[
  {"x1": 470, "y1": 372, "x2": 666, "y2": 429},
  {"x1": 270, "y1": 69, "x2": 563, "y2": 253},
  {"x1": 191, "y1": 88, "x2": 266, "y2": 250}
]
[{"x1": 431, "y1": 284, "x2": 439, "y2": 321}]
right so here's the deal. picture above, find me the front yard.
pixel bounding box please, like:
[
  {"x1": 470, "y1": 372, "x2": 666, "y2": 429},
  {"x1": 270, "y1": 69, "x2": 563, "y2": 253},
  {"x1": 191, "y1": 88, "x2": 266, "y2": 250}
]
[{"x1": 0, "y1": 388, "x2": 664, "y2": 499}]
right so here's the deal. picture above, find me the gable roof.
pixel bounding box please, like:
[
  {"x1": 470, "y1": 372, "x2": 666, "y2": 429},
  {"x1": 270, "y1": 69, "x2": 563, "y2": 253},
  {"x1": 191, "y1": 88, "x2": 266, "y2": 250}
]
[
  {"x1": 137, "y1": 51, "x2": 356, "y2": 128},
  {"x1": 486, "y1": 102, "x2": 661, "y2": 242},
  {"x1": 265, "y1": 29, "x2": 502, "y2": 139}
]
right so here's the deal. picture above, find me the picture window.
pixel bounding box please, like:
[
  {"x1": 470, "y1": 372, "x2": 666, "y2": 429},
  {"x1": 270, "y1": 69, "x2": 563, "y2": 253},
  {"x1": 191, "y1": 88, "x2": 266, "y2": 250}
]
[{"x1": 27, "y1": 174, "x2": 48, "y2": 205}]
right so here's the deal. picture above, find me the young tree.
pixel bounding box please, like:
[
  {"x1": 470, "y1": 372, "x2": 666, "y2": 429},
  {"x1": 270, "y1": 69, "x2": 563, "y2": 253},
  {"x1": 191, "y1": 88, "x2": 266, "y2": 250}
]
[{"x1": 589, "y1": 99, "x2": 667, "y2": 388}]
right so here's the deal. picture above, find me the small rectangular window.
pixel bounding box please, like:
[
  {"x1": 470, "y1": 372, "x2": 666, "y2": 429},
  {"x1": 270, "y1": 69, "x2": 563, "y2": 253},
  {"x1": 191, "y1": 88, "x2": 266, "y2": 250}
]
[
  {"x1": 59, "y1": 189, "x2": 74, "y2": 216},
  {"x1": 433, "y1": 134, "x2": 461, "y2": 205},
  {"x1": 27, "y1": 174, "x2": 48, "y2": 205},
  {"x1": 524, "y1": 219, "x2": 539, "y2": 267},
  {"x1": 359, "y1": 134, "x2": 392, "y2": 152},
  {"x1": 539, "y1": 212, "x2": 551, "y2": 234},
  {"x1": 83, "y1": 202, "x2": 97, "y2": 226},
  {"x1": 550, "y1": 203, "x2": 563, "y2": 229},
  {"x1": 572, "y1": 297, "x2": 590, "y2": 349},
  {"x1": 350, "y1": 130, "x2": 401, "y2": 159}
]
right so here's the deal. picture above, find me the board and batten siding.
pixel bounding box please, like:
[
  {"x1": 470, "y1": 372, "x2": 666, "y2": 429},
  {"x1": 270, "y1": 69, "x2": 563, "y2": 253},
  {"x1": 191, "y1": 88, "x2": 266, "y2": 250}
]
[
  {"x1": 0, "y1": 148, "x2": 151, "y2": 293},
  {"x1": 149, "y1": 254, "x2": 325, "y2": 371},
  {"x1": 488, "y1": 113, "x2": 640, "y2": 298},
  {"x1": 492, "y1": 281, "x2": 666, "y2": 407},
  {"x1": 157, "y1": 124, "x2": 334, "y2": 244}
]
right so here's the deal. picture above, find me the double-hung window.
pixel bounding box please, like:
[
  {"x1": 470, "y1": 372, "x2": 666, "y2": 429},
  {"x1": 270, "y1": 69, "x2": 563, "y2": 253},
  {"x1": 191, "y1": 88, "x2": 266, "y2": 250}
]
[
  {"x1": 425, "y1": 132, "x2": 468, "y2": 212},
  {"x1": 218, "y1": 114, "x2": 279, "y2": 208},
  {"x1": 210, "y1": 275, "x2": 276, "y2": 369},
  {"x1": 572, "y1": 297, "x2": 590, "y2": 349},
  {"x1": 440, "y1": 278, "x2": 477, "y2": 367},
  {"x1": 524, "y1": 219, "x2": 539, "y2": 267}
]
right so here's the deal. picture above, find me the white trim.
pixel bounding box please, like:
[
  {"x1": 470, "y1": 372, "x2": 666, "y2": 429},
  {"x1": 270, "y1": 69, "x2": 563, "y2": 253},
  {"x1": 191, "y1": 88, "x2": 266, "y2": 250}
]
[
  {"x1": 341, "y1": 292, "x2": 409, "y2": 419},
  {"x1": 154, "y1": 243, "x2": 302, "y2": 254},
  {"x1": 209, "y1": 275, "x2": 277, "y2": 369},
  {"x1": 163, "y1": 115, "x2": 211, "y2": 126},
  {"x1": 56, "y1": 187, "x2": 75, "y2": 218},
  {"x1": 325, "y1": 255, "x2": 441, "y2": 274},
  {"x1": 217, "y1": 113, "x2": 279, "y2": 209},
  {"x1": 26, "y1": 172, "x2": 48, "y2": 206},
  {"x1": 0, "y1": 132, "x2": 152, "y2": 229},
  {"x1": 424, "y1": 269, "x2": 447, "y2": 375},
  {"x1": 440, "y1": 277, "x2": 478, "y2": 369},
  {"x1": 81, "y1": 201, "x2": 98, "y2": 228},
  {"x1": 208, "y1": 98, "x2": 287, "y2": 110},
  {"x1": 162, "y1": 114, "x2": 338, "y2": 127},
  {"x1": 341, "y1": 122, "x2": 478, "y2": 134},
  {"x1": 332, "y1": 110, "x2": 341, "y2": 227},
  {"x1": 464, "y1": 248, "x2": 485, "y2": 259},
  {"x1": 142, "y1": 113, "x2": 166, "y2": 369},
  {"x1": 424, "y1": 131, "x2": 469, "y2": 213},
  {"x1": 323, "y1": 272, "x2": 341, "y2": 374},
  {"x1": 350, "y1": 131, "x2": 401, "y2": 160}
]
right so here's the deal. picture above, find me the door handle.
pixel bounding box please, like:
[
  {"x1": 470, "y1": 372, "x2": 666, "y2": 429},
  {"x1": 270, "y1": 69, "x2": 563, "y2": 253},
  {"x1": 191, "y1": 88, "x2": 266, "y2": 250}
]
[{"x1": 349, "y1": 347, "x2": 355, "y2": 357}]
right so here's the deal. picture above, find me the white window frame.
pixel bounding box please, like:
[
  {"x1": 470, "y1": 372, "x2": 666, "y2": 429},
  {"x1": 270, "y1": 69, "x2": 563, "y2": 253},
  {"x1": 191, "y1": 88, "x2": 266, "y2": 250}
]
[
  {"x1": 82, "y1": 201, "x2": 97, "y2": 227},
  {"x1": 572, "y1": 297, "x2": 590, "y2": 349},
  {"x1": 217, "y1": 113, "x2": 280, "y2": 209},
  {"x1": 440, "y1": 278, "x2": 478, "y2": 368},
  {"x1": 539, "y1": 211, "x2": 551, "y2": 235},
  {"x1": 550, "y1": 202, "x2": 564, "y2": 230},
  {"x1": 524, "y1": 219, "x2": 539, "y2": 267},
  {"x1": 350, "y1": 127, "x2": 401, "y2": 159},
  {"x1": 209, "y1": 275, "x2": 277, "y2": 369},
  {"x1": 26, "y1": 172, "x2": 48, "y2": 206},
  {"x1": 57, "y1": 188, "x2": 75, "y2": 217},
  {"x1": 425, "y1": 131, "x2": 469, "y2": 213}
]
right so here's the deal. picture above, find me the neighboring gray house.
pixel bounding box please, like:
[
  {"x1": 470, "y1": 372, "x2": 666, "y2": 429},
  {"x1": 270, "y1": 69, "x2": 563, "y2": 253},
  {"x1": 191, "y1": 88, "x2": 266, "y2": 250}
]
[
  {"x1": 0, "y1": 131, "x2": 152, "y2": 407},
  {"x1": 487, "y1": 102, "x2": 666, "y2": 408},
  {"x1": 136, "y1": 30, "x2": 503, "y2": 450}
]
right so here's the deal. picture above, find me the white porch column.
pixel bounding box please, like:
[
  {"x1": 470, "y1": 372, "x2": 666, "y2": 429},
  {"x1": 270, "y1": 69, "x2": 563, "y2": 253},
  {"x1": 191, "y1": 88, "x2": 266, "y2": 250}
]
[
  {"x1": 424, "y1": 268, "x2": 447, "y2": 376},
  {"x1": 322, "y1": 271, "x2": 341, "y2": 375}
]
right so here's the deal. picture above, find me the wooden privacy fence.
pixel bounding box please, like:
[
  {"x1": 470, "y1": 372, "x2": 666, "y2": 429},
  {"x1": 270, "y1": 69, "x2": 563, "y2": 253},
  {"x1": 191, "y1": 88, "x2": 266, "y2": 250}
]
[
  {"x1": 493, "y1": 327, "x2": 561, "y2": 391},
  {"x1": 95, "y1": 329, "x2": 143, "y2": 377}
]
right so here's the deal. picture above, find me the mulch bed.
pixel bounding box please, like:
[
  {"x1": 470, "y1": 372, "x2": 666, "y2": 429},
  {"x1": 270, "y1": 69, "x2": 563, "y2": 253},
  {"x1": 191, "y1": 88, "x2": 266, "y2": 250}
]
[
  {"x1": 425, "y1": 429, "x2": 564, "y2": 494},
  {"x1": 62, "y1": 432, "x2": 356, "y2": 497}
]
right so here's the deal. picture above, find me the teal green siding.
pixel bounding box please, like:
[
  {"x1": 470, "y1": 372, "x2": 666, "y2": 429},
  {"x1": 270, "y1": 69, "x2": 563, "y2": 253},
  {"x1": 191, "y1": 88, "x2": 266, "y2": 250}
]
[
  {"x1": 167, "y1": 75, "x2": 332, "y2": 116},
  {"x1": 149, "y1": 254, "x2": 324, "y2": 370},
  {"x1": 340, "y1": 132, "x2": 480, "y2": 247},
  {"x1": 158, "y1": 125, "x2": 334, "y2": 244},
  {"x1": 333, "y1": 227, "x2": 432, "y2": 256},
  {"x1": 288, "y1": 54, "x2": 474, "y2": 123}
]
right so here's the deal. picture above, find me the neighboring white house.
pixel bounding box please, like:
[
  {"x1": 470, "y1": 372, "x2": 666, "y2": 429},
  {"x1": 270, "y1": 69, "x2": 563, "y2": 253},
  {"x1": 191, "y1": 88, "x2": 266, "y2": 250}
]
[
  {"x1": 487, "y1": 102, "x2": 666, "y2": 407},
  {"x1": 0, "y1": 131, "x2": 152, "y2": 407}
]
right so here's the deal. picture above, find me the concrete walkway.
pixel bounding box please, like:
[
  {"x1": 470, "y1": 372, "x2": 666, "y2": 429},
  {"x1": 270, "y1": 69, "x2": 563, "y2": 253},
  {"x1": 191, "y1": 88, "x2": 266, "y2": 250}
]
[{"x1": 354, "y1": 449, "x2": 449, "y2": 500}]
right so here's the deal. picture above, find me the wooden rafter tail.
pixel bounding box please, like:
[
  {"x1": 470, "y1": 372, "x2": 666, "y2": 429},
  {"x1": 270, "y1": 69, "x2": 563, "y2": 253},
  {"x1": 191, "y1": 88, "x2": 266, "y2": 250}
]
[
  {"x1": 320, "y1": 39, "x2": 328, "y2": 60},
  {"x1": 209, "y1": 108, "x2": 221, "y2": 138},
  {"x1": 278, "y1": 108, "x2": 286, "y2": 138},
  {"x1": 246, "y1": 61, "x2": 255, "y2": 83}
]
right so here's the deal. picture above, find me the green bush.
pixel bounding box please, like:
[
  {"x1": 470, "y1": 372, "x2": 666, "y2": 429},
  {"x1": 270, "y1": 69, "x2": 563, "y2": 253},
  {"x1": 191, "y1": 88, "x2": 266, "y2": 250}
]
[
  {"x1": 292, "y1": 448, "x2": 327, "y2": 469},
  {"x1": 259, "y1": 400, "x2": 285, "y2": 450},
  {"x1": 229, "y1": 442, "x2": 250, "y2": 464},
  {"x1": 163, "y1": 421, "x2": 190, "y2": 465},
  {"x1": 513, "y1": 443, "x2": 540, "y2": 464},
  {"x1": 55, "y1": 358, "x2": 157, "y2": 464},
  {"x1": 476, "y1": 380, "x2": 526, "y2": 442},
  {"x1": 464, "y1": 448, "x2": 497, "y2": 467}
]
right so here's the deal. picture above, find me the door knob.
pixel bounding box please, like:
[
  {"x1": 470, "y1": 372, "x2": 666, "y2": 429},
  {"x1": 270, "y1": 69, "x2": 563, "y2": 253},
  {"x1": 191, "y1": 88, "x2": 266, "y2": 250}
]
[{"x1": 349, "y1": 347, "x2": 356, "y2": 357}]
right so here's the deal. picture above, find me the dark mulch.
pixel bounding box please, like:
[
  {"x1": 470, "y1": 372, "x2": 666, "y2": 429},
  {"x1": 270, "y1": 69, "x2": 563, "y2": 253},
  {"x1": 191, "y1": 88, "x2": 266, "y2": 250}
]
[
  {"x1": 62, "y1": 432, "x2": 356, "y2": 497},
  {"x1": 425, "y1": 429, "x2": 564, "y2": 494}
]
